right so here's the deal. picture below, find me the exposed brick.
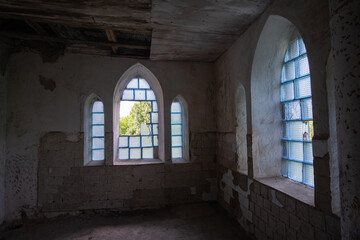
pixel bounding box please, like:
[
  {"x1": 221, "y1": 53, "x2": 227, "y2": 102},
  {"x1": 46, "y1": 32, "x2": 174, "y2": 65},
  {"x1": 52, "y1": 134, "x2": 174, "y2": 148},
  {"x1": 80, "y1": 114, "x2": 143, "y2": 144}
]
[
  {"x1": 314, "y1": 227, "x2": 328, "y2": 240},
  {"x1": 298, "y1": 222, "x2": 314, "y2": 240},
  {"x1": 260, "y1": 184, "x2": 268, "y2": 198},
  {"x1": 325, "y1": 214, "x2": 341, "y2": 237},
  {"x1": 261, "y1": 208, "x2": 268, "y2": 222},
  {"x1": 290, "y1": 215, "x2": 302, "y2": 231},
  {"x1": 309, "y1": 209, "x2": 325, "y2": 231},
  {"x1": 279, "y1": 207, "x2": 289, "y2": 224},
  {"x1": 296, "y1": 201, "x2": 309, "y2": 222},
  {"x1": 285, "y1": 195, "x2": 296, "y2": 214}
]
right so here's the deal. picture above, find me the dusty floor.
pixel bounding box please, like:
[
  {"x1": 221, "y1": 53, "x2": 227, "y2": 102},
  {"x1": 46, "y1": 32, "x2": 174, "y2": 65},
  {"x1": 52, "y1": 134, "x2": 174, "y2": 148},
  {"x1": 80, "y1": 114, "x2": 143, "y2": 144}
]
[{"x1": 0, "y1": 203, "x2": 252, "y2": 240}]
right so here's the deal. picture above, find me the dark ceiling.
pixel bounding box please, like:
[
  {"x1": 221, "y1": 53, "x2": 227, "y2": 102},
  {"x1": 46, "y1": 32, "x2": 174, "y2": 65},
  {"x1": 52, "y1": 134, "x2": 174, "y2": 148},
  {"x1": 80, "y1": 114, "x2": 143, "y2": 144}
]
[{"x1": 0, "y1": 0, "x2": 270, "y2": 62}]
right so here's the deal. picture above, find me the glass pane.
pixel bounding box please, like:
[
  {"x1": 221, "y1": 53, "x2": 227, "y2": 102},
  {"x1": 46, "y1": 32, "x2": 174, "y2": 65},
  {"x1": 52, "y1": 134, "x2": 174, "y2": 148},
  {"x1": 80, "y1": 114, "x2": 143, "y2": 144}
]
[
  {"x1": 134, "y1": 90, "x2": 146, "y2": 100},
  {"x1": 285, "y1": 40, "x2": 299, "y2": 61},
  {"x1": 296, "y1": 55, "x2": 310, "y2": 77},
  {"x1": 288, "y1": 161, "x2": 302, "y2": 182},
  {"x1": 127, "y1": 79, "x2": 138, "y2": 88},
  {"x1": 295, "y1": 77, "x2": 311, "y2": 99},
  {"x1": 282, "y1": 101, "x2": 301, "y2": 120},
  {"x1": 299, "y1": 38, "x2": 306, "y2": 54},
  {"x1": 147, "y1": 90, "x2": 156, "y2": 100},
  {"x1": 152, "y1": 101, "x2": 158, "y2": 112},
  {"x1": 171, "y1": 102, "x2": 182, "y2": 113},
  {"x1": 171, "y1": 125, "x2": 182, "y2": 135},
  {"x1": 172, "y1": 147, "x2": 182, "y2": 158},
  {"x1": 151, "y1": 112, "x2": 158, "y2": 123},
  {"x1": 92, "y1": 101, "x2": 103, "y2": 112},
  {"x1": 140, "y1": 124, "x2": 151, "y2": 135},
  {"x1": 153, "y1": 135, "x2": 158, "y2": 146},
  {"x1": 139, "y1": 78, "x2": 150, "y2": 89},
  {"x1": 92, "y1": 149, "x2": 104, "y2": 160},
  {"x1": 92, "y1": 113, "x2": 104, "y2": 124},
  {"x1": 304, "y1": 143, "x2": 313, "y2": 163},
  {"x1": 281, "y1": 159, "x2": 288, "y2": 177},
  {"x1": 172, "y1": 136, "x2": 182, "y2": 147},
  {"x1": 92, "y1": 125, "x2": 104, "y2": 137},
  {"x1": 122, "y1": 90, "x2": 133, "y2": 100},
  {"x1": 171, "y1": 113, "x2": 181, "y2": 124},
  {"x1": 92, "y1": 138, "x2": 104, "y2": 149},
  {"x1": 282, "y1": 141, "x2": 289, "y2": 158},
  {"x1": 119, "y1": 148, "x2": 129, "y2": 160},
  {"x1": 119, "y1": 136, "x2": 128, "y2": 147},
  {"x1": 142, "y1": 147, "x2": 153, "y2": 159},
  {"x1": 282, "y1": 61, "x2": 295, "y2": 82},
  {"x1": 152, "y1": 124, "x2": 158, "y2": 135},
  {"x1": 301, "y1": 98, "x2": 313, "y2": 119},
  {"x1": 283, "y1": 121, "x2": 303, "y2": 140},
  {"x1": 289, "y1": 142, "x2": 303, "y2": 161},
  {"x1": 142, "y1": 136, "x2": 152, "y2": 147},
  {"x1": 281, "y1": 82, "x2": 294, "y2": 102},
  {"x1": 129, "y1": 136, "x2": 140, "y2": 147},
  {"x1": 303, "y1": 165, "x2": 314, "y2": 186},
  {"x1": 130, "y1": 148, "x2": 141, "y2": 159}
]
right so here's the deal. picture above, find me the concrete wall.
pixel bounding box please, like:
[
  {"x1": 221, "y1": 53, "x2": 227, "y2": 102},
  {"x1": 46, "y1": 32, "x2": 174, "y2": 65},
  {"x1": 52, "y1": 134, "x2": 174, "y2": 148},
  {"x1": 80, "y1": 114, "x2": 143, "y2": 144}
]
[
  {"x1": 214, "y1": 0, "x2": 341, "y2": 239},
  {"x1": 4, "y1": 52, "x2": 216, "y2": 220}
]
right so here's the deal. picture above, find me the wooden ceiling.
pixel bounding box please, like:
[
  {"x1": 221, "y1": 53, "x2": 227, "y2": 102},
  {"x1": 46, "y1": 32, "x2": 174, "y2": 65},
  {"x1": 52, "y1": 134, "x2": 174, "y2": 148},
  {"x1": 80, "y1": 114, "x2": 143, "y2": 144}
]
[{"x1": 0, "y1": 0, "x2": 270, "y2": 62}]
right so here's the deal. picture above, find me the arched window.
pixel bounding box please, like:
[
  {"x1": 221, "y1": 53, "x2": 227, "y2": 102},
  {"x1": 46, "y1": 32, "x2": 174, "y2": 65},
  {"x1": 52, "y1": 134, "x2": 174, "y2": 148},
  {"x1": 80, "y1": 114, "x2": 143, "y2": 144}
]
[
  {"x1": 281, "y1": 38, "x2": 314, "y2": 186},
  {"x1": 118, "y1": 78, "x2": 158, "y2": 160},
  {"x1": 84, "y1": 94, "x2": 105, "y2": 166},
  {"x1": 171, "y1": 96, "x2": 189, "y2": 163}
]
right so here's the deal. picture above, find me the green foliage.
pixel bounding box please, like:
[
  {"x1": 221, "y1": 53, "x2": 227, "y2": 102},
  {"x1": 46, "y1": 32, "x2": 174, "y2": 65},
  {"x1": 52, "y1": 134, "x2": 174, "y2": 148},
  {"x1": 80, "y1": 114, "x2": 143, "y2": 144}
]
[{"x1": 120, "y1": 101, "x2": 151, "y2": 135}]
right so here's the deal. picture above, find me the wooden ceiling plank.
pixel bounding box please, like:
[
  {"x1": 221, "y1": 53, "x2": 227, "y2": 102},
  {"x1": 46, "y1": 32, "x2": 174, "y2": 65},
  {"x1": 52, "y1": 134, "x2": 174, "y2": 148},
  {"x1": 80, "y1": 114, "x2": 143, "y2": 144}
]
[
  {"x1": 0, "y1": 31, "x2": 150, "y2": 50},
  {"x1": 105, "y1": 29, "x2": 118, "y2": 53}
]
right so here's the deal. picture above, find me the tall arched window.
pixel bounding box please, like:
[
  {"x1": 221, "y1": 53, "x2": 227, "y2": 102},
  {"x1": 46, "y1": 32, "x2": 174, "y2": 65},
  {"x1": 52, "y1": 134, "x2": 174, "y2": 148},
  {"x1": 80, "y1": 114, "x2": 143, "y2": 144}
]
[
  {"x1": 118, "y1": 78, "x2": 158, "y2": 160},
  {"x1": 171, "y1": 95, "x2": 189, "y2": 163},
  {"x1": 281, "y1": 38, "x2": 314, "y2": 186},
  {"x1": 84, "y1": 94, "x2": 105, "y2": 166}
]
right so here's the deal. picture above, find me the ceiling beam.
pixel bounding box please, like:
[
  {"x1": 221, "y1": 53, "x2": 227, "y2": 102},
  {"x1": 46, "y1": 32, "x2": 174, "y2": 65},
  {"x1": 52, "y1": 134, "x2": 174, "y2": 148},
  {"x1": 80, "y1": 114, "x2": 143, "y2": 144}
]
[
  {"x1": 105, "y1": 29, "x2": 118, "y2": 53},
  {"x1": 0, "y1": 31, "x2": 151, "y2": 50}
]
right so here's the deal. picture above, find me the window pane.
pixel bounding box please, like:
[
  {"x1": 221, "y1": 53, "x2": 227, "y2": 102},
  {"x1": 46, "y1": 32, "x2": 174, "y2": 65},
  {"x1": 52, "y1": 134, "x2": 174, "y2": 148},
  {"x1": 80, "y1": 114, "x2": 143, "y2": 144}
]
[
  {"x1": 92, "y1": 125, "x2": 104, "y2": 137},
  {"x1": 282, "y1": 141, "x2": 289, "y2": 158},
  {"x1": 303, "y1": 165, "x2": 314, "y2": 186},
  {"x1": 92, "y1": 113, "x2": 104, "y2": 124},
  {"x1": 172, "y1": 147, "x2": 182, "y2": 158},
  {"x1": 130, "y1": 148, "x2": 141, "y2": 159},
  {"x1": 296, "y1": 55, "x2": 310, "y2": 77},
  {"x1": 119, "y1": 148, "x2": 129, "y2": 160},
  {"x1": 282, "y1": 159, "x2": 288, "y2": 177},
  {"x1": 142, "y1": 136, "x2": 152, "y2": 147},
  {"x1": 92, "y1": 138, "x2": 104, "y2": 149},
  {"x1": 92, "y1": 149, "x2": 104, "y2": 160},
  {"x1": 282, "y1": 61, "x2": 295, "y2": 82},
  {"x1": 139, "y1": 78, "x2": 150, "y2": 89},
  {"x1": 152, "y1": 101, "x2": 158, "y2": 112},
  {"x1": 295, "y1": 77, "x2": 311, "y2": 99},
  {"x1": 129, "y1": 136, "x2": 140, "y2": 147},
  {"x1": 281, "y1": 82, "x2": 294, "y2": 102},
  {"x1": 147, "y1": 90, "x2": 156, "y2": 100},
  {"x1": 171, "y1": 113, "x2": 181, "y2": 124},
  {"x1": 140, "y1": 124, "x2": 151, "y2": 135},
  {"x1": 171, "y1": 102, "x2": 182, "y2": 113},
  {"x1": 127, "y1": 79, "x2": 138, "y2": 88},
  {"x1": 282, "y1": 101, "x2": 301, "y2": 120},
  {"x1": 92, "y1": 101, "x2": 103, "y2": 112},
  {"x1": 288, "y1": 161, "x2": 302, "y2": 182},
  {"x1": 122, "y1": 90, "x2": 134, "y2": 100},
  {"x1": 172, "y1": 136, "x2": 182, "y2": 147},
  {"x1": 151, "y1": 112, "x2": 158, "y2": 123},
  {"x1": 289, "y1": 142, "x2": 303, "y2": 161},
  {"x1": 152, "y1": 124, "x2": 158, "y2": 135},
  {"x1": 153, "y1": 135, "x2": 158, "y2": 146},
  {"x1": 143, "y1": 148, "x2": 153, "y2": 159},
  {"x1": 119, "y1": 136, "x2": 128, "y2": 147},
  {"x1": 171, "y1": 125, "x2": 182, "y2": 135},
  {"x1": 134, "y1": 90, "x2": 146, "y2": 100},
  {"x1": 298, "y1": 38, "x2": 306, "y2": 54},
  {"x1": 303, "y1": 143, "x2": 313, "y2": 163},
  {"x1": 283, "y1": 122, "x2": 303, "y2": 140},
  {"x1": 285, "y1": 40, "x2": 299, "y2": 61},
  {"x1": 301, "y1": 98, "x2": 313, "y2": 119}
]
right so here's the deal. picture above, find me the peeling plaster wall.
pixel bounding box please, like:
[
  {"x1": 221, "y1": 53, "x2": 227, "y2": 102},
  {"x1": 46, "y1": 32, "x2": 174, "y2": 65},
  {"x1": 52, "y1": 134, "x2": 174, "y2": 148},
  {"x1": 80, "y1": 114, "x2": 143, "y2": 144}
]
[
  {"x1": 4, "y1": 52, "x2": 216, "y2": 220},
  {"x1": 214, "y1": 0, "x2": 342, "y2": 239}
]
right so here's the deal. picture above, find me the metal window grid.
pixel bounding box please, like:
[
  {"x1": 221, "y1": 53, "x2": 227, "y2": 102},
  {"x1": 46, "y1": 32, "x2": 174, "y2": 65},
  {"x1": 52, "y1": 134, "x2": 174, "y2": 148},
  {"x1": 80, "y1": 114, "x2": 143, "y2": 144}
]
[
  {"x1": 171, "y1": 101, "x2": 183, "y2": 158},
  {"x1": 91, "y1": 101, "x2": 105, "y2": 161}
]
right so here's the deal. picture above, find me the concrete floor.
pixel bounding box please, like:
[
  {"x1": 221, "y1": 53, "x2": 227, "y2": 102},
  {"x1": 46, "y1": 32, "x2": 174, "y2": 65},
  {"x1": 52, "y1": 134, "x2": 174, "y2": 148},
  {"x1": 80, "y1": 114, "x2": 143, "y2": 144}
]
[{"x1": 0, "y1": 203, "x2": 251, "y2": 240}]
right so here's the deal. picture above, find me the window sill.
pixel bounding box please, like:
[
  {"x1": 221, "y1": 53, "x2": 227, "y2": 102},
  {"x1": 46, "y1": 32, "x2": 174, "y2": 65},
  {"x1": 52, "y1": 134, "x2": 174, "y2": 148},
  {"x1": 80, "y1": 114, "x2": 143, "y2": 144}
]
[
  {"x1": 256, "y1": 176, "x2": 314, "y2": 206},
  {"x1": 172, "y1": 158, "x2": 189, "y2": 164},
  {"x1": 114, "y1": 159, "x2": 163, "y2": 165},
  {"x1": 85, "y1": 160, "x2": 105, "y2": 166}
]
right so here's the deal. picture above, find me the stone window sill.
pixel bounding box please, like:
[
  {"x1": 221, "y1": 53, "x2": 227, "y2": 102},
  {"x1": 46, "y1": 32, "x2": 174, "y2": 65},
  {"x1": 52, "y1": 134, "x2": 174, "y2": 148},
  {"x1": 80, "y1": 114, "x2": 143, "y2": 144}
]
[
  {"x1": 256, "y1": 176, "x2": 314, "y2": 206},
  {"x1": 172, "y1": 158, "x2": 189, "y2": 164},
  {"x1": 114, "y1": 159, "x2": 163, "y2": 165}
]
